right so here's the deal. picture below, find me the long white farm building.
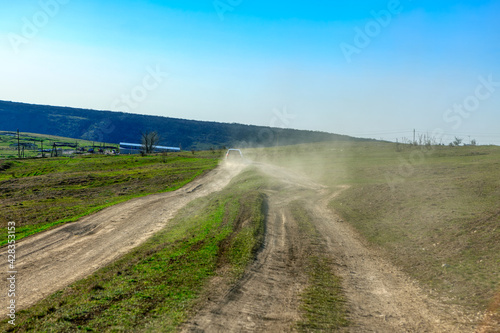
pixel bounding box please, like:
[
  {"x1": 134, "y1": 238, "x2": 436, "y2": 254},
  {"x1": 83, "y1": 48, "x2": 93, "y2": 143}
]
[{"x1": 119, "y1": 142, "x2": 181, "y2": 154}]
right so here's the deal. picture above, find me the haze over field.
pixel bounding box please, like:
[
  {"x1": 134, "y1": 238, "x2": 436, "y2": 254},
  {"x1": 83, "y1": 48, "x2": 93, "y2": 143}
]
[{"x1": 0, "y1": 0, "x2": 499, "y2": 144}]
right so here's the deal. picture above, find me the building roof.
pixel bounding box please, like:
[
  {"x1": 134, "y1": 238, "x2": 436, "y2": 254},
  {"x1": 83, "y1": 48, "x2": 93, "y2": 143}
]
[{"x1": 119, "y1": 142, "x2": 180, "y2": 151}]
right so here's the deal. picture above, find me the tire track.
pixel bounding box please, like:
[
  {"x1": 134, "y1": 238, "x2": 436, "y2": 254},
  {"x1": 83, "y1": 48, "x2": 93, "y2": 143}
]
[
  {"x1": 309, "y1": 189, "x2": 477, "y2": 332},
  {"x1": 184, "y1": 163, "x2": 479, "y2": 332},
  {"x1": 0, "y1": 163, "x2": 245, "y2": 318},
  {"x1": 182, "y1": 197, "x2": 305, "y2": 332}
]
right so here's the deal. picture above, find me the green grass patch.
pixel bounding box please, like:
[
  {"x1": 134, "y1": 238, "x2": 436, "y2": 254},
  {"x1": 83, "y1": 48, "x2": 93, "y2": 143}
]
[
  {"x1": 291, "y1": 201, "x2": 349, "y2": 331},
  {"x1": 0, "y1": 168, "x2": 266, "y2": 332},
  {"x1": 0, "y1": 154, "x2": 218, "y2": 246},
  {"x1": 0, "y1": 131, "x2": 105, "y2": 159}
]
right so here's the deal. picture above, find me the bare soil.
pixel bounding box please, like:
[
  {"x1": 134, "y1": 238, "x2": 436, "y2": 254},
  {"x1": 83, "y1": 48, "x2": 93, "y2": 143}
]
[
  {"x1": 0, "y1": 163, "x2": 244, "y2": 318},
  {"x1": 1, "y1": 161, "x2": 490, "y2": 332},
  {"x1": 181, "y1": 192, "x2": 308, "y2": 332},
  {"x1": 309, "y1": 189, "x2": 479, "y2": 332},
  {"x1": 183, "y1": 163, "x2": 481, "y2": 332}
]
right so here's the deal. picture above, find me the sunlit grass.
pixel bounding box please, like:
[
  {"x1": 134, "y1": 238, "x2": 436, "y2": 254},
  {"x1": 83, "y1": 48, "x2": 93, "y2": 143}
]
[
  {"x1": 0, "y1": 168, "x2": 266, "y2": 332},
  {"x1": 0, "y1": 154, "x2": 218, "y2": 245}
]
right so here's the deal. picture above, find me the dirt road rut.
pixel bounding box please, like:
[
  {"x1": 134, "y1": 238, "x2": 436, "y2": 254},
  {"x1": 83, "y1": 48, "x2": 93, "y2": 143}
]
[
  {"x1": 183, "y1": 163, "x2": 478, "y2": 332},
  {"x1": 182, "y1": 200, "x2": 305, "y2": 332},
  {"x1": 1, "y1": 162, "x2": 484, "y2": 331}
]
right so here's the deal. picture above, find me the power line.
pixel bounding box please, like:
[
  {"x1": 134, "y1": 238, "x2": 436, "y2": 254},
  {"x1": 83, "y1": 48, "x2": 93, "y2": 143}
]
[{"x1": 351, "y1": 130, "x2": 500, "y2": 138}]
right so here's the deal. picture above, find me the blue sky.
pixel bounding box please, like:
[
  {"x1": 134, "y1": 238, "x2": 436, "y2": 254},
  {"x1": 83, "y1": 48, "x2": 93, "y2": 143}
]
[{"x1": 1, "y1": 0, "x2": 499, "y2": 144}]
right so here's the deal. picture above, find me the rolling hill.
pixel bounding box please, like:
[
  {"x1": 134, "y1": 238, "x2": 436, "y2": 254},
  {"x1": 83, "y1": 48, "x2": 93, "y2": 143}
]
[{"x1": 0, "y1": 100, "x2": 366, "y2": 150}]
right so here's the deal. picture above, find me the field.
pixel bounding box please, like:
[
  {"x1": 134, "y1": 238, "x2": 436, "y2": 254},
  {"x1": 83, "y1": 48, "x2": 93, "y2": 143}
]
[
  {"x1": 1, "y1": 139, "x2": 499, "y2": 331},
  {"x1": 0, "y1": 131, "x2": 116, "y2": 159},
  {"x1": 0, "y1": 152, "x2": 219, "y2": 246},
  {"x1": 0, "y1": 168, "x2": 266, "y2": 332},
  {"x1": 249, "y1": 141, "x2": 500, "y2": 318}
]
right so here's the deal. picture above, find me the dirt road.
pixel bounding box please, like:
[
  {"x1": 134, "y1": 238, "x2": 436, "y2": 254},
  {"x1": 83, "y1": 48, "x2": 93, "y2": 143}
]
[
  {"x1": 1, "y1": 161, "x2": 484, "y2": 331},
  {"x1": 182, "y1": 195, "x2": 307, "y2": 332},
  {"x1": 183, "y1": 163, "x2": 479, "y2": 332},
  {"x1": 0, "y1": 163, "x2": 244, "y2": 318}
]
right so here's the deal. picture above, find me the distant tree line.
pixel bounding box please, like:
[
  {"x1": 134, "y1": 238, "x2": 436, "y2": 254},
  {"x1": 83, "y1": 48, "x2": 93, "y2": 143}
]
[{"x1": 0, "y1": 100, "x2": 368, "y2": 150}]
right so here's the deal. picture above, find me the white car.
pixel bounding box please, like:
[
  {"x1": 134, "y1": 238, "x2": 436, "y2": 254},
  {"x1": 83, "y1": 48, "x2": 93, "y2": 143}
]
[{"x1": 225, "y1": 149, "x2": 243, "y2": 160}]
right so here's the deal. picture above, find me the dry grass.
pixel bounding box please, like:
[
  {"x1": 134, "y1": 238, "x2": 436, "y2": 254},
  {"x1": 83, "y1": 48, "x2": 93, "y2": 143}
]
[
  {"x1": 291, "y1": 201, "x2": 349, "y2": 331},
  {"x1": 251, "y1": 142, "x2": 500, "y2": 318}
]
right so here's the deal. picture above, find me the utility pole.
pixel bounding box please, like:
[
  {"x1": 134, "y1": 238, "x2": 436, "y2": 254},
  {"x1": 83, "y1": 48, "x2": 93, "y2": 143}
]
[
  {"x1": 17, "y1": 129, "x2": 20, "y2": 158},
  {"x1": 413, "y1": 129, "x2": 416, "y2": 144}
]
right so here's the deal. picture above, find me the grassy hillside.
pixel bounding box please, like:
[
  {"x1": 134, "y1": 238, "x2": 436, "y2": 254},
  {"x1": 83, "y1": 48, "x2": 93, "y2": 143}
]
[
  {"x1": 0, "y1": 153, "x2": 219, "y2": 246},
  {"x1": 250, "y1": 142, "x2": 500, "y2": 318},
  {"x1": 0, "y1": 100, "x2": 366, "y2": 151},
  {"x1": 1, "y1": 168, "x2": 266, "y2": 332}
]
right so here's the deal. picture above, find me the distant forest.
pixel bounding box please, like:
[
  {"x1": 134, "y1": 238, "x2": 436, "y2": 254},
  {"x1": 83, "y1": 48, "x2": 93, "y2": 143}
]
[{"x1": 0, "y1": 100, "x2": 367, "y2": 150}]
